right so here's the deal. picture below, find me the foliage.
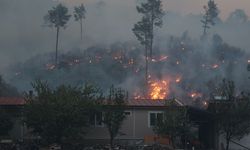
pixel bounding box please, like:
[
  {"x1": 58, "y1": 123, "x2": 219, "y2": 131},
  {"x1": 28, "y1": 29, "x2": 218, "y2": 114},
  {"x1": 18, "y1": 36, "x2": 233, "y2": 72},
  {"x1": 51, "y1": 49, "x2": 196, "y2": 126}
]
[
  {"x1": 133, "y1": 0, "x2": 164, "y2": 87},
  {"x1": 102, "y1": 86, "x2": 127, "y2": 149},
  {"x1": 201, "y1": 0, "x2": 219, "y2": 37},
  {"x1": 133, "y1": 0, "x2": 164, "y2": 57},
  {"x1": 0, "y1": 109, "x2": 13, "y2": 136},
  {"x1": 227, "y1": 9, "x2": 248, "y2": 24},
  {"x1": 133, "y1": 16, "x2": 151, "y2": 46},
  {"x1": 74, "y1": 3, "x2": 86, "y2": 40},
  {"x1": 210, "y1": 79, "x2": 250, "y2": 150},
  {"x1": 44, "y1": 4, "x2": 71, "y2": 28},
  {"x1": 44, "y1": 3, "x2": 71, "y2": 65},
  {"x1": 0, "y1": 75, "x2": 19, "y2": 97},
  {"x1": 74, "y1": 4, "x2": 86, "y2": 21},
  {"x1": 24, "y1": 80, "x2": 102, "y2": 146},
  {"x1": 0, "y1": 75, "x2": 17, "y2": 137},
  {"x1": 207, "y1": 0, "x2": 219, "y2": 25},
  {"x1": 154, "y1": 106, "x2": 191, "y2": 149}
]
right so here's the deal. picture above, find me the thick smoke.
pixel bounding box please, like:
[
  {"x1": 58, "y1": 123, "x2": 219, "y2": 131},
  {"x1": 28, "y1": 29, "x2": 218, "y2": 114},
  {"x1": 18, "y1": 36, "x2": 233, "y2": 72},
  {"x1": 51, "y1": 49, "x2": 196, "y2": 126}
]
[
  {"x1": 1, "y1": 0, "x2": 250, "y2": 70},
  {"x1": 1, "y1": 0, "x2": 250, "y2": 105}
]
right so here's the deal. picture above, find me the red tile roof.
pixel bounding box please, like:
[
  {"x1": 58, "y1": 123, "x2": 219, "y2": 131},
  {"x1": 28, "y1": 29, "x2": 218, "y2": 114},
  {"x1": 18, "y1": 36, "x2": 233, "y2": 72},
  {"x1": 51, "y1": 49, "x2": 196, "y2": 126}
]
[{"x1": 0, "y1": 97, "x2": 25, "y2": 106}]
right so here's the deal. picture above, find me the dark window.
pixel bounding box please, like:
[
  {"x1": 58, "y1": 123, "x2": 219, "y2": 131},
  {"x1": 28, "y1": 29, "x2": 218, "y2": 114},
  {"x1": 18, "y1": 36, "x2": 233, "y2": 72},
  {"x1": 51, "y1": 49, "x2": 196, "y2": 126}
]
[
  {"x1": 157, "y1": 113, "x2": 163, "y2": 124},
  {"x1": 89, "y1": 113, "x2": 95, "y2": 126},
  {"x1": 124, "y1": 111, "x2": 131, "y2": 115},
  {"x1": 149, "y1": 112, "x2": 163, "y2": 127},
  {"x1": 150, "y1": 113, "x2": 156, "y2": 126},
  {"x1": 89, "y1": 112, "x2": 103, "y2": 127},
  {"x1": 96, "y1": 112, "x2": 103, "y2": 126}
]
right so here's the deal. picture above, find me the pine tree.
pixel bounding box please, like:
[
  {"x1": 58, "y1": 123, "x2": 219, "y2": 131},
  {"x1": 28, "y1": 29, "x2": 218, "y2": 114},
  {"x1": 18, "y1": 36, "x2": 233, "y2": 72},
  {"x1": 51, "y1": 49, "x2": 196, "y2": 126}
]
[
  {"x1": 133, "y1": 0, "x2": 164, "y2": 89},
  {"x1": 44, "y1": 4, "x2": 71, "y2": 65},
  {"x1": 201, "y1": 0, "x2": 219, "y2": 38},
  {"x1": 74, "y1": 4, "x2": 86, "y2": 41}
]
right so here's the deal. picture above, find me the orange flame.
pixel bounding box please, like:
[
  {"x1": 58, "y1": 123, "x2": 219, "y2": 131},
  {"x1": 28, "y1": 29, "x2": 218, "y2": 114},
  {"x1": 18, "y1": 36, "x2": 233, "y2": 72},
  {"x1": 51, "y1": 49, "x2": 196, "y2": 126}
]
[{"x1": 149, "y1": 79, "x2": 170, "y2": 100}]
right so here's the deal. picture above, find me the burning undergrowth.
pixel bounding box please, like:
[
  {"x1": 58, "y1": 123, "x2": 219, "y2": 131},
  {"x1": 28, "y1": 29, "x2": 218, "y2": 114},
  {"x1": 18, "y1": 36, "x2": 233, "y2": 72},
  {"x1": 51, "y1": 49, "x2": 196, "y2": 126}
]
[{"x1": 4, "y1": 34, "x2": 250, "y2": 105}]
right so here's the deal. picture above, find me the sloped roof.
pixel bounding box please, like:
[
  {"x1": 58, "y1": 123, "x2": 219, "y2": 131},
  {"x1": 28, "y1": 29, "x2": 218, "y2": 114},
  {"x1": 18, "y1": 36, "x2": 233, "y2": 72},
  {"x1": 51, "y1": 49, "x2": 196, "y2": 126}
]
[
  {"x1": 0, "y1": 97, "x2": 25, "y2": 106},
  {"x1": 126, "y1": 99, "x2": 184, "y2": 107}
]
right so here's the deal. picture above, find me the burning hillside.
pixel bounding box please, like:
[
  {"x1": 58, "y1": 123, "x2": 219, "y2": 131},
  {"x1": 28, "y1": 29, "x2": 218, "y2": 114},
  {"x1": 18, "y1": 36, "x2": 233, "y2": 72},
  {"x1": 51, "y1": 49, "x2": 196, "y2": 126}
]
[{"x1": 4, "y1": 34, "x2": 250, "y2": 105}]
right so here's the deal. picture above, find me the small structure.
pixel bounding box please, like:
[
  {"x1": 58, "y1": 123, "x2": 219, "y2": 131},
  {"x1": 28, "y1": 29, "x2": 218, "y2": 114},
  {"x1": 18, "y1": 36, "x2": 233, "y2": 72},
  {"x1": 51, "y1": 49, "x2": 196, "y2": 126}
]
[
  {"x1": 84, "y1": 99, "x2": 216, "y2": 149},
  {"x1": 0, "y1": 97, "x2": 25, "y2": 141}
]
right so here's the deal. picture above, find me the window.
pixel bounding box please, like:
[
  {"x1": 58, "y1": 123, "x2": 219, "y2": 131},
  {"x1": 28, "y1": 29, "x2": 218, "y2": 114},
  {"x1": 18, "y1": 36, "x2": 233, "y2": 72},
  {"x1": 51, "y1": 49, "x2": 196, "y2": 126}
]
[
  {"x1": 89, "y1": 112, "x2": 103, "y2": 127},
  {"x1": 148, "y1": 111, "x2": 163, "y2": 127},
  {"x1": 124, "y1": 111, "x2": 132, "y2": 116}
]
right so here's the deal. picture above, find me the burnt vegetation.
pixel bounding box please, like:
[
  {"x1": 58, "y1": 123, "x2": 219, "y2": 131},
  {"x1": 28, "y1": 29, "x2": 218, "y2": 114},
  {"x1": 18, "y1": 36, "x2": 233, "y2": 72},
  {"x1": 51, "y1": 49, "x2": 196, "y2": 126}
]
[{"x1": 6, "y1": 32, "x2": 250, "y2": 104}]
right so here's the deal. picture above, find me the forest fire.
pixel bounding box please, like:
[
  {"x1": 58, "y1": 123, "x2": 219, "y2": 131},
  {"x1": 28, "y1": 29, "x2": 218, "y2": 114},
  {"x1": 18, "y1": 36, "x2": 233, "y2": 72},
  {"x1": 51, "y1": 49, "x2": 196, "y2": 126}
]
[
  {"x1": 133, "y1": 79, "x2": 170, "y2": 100},
  {"x1": 149, "y1": 79, "x2": 170, "y2": 99}
]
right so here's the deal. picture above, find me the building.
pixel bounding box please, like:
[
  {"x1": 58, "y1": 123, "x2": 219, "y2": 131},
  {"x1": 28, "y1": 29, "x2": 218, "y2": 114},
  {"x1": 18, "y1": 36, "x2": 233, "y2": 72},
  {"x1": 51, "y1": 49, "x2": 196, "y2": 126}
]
[
  {"x1": 0, "y1": 97, "x2": 25, "y2": 141},
  {"x1": 0, "y1": 97, "x2": 217, "y2": 149},
  {"x1": 84, "y1": 99, "x2": 216, "y2": 149}
]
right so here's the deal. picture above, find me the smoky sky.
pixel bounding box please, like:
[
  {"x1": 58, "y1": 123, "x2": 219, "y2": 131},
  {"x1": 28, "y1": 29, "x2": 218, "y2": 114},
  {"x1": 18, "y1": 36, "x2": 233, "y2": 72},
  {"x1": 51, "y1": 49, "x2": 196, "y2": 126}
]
[
  {"x1": 62, "y1": 0, "x2": 250, "y2": 19},
  {"x1": 1, "y1": 0, "x2": 250, "y2": 70}
]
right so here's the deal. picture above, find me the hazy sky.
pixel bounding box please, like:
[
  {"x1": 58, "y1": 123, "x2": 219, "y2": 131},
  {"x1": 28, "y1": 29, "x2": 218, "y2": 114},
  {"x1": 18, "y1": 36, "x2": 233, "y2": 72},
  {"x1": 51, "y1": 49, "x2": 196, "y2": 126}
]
[
  {"x1": 1, "y1": 0, "x2": 250, "y2": 70},
  {"x1": 62, "y1": 0, "x2": 250, "y2": 19},
  {"x1": 166, "y1": 0, "x2": 250, "y2": 19}
]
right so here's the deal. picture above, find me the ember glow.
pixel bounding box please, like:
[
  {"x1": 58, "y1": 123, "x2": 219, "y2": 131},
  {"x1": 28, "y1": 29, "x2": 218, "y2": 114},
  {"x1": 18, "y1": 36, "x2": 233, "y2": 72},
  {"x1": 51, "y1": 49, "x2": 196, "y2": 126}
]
[
  {"x1": 149, "y1": 79, "x2": 170, "y2": 100},
  {"x1": 189, "y1": 92, "x2": 202, "y2": 98},
  {"x1": 212, "y1": 64, "x2": 219, "y2": 69},
  {"x1": 45, "y1": 63, "x2": 56, "y2": 70},
  {"x1": 175, "y1": 76, "x2": 182, "y2": 83},
  {"x1": 152, "y1": 55, "x2": 168, "y2": 62}
]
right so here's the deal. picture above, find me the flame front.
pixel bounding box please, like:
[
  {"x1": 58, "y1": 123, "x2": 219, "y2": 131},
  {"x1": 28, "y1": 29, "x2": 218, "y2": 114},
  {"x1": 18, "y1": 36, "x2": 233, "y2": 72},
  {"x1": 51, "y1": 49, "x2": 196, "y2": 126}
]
[{"x1": 149, "y1": 80, "x2": 169, "y2": 100}]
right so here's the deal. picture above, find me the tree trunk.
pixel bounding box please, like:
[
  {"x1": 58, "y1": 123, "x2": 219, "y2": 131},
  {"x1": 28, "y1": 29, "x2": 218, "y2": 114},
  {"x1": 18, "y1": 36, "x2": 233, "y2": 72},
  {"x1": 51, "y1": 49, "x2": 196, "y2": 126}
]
[
  {"x1": 171, "y1": 136, "x2": 175, "y2": 149},
  {"x1": 149, "y1": 6, "x2": 154, "y2": 58},
  {"x1": 80, "y1": 18, "x2": 83, "y2": 41},
  {"x1": 110, "y1": 135, "x2": 114, "y2": 150},
  {"x1": 55, "y1": 27, "x2": 60, "y2": 66},
  {"x1": 203, "y1": 22, "x2": 207, "y2": 36},
  {"x1": 149, "y1": 27, "x2": 153, "y2": 58},
  {"x1": 226, "y1": 138, "x2": 230, "y2": 150},
  {"x1": 145, "y1": 44, "x2": 149, "y2": 96},
  {"x1": 203, "y1": 14, "x2": 209, "y2": 38}
]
